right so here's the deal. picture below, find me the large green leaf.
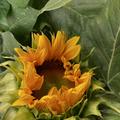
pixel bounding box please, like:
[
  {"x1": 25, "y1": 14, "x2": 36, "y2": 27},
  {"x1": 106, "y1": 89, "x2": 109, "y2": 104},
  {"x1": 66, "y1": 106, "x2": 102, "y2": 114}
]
[
  {"x1": 0, "y1": 72, "x2": 18, "y2": 103},
  {"x1": 2, "y1": 107, "x2": 36, "y2": 120},
  {"x1": 7, "y1": 7, "x2": 39, "y2": 45},
  {"x1": 41, "y1": 0, "x2": 72, "y2": 12},
  {"x1": 38, "y1": 0, "x2": 106, "y2": 34},
  {"x1": 39, "y1": 0, "x2": 120, "y2": 96},
  {"x1": 29, "y1": 0, "x2": 49, "y2": 10},
  {"x1": 2, "y1": 107, "x2": 18, "y2": 120},
  {"x1": 1, "y1": 31, "x2": 20, "y2": 54},
  {"x1": 13, "y1": 107, "x2": 36, "y2": 120},
  {"x1": 7, "y1": 0, "x2": 30, "y2": 8},
  {"x1": 0, "y1": 103, "x2": 10, "y2": 119},
  {"x1": 100, "y1": 107, "x2": 120, "y2": 120},
  {"x1": 0, "y1": 0, "x2": 10, "y2": 31},
  {"x1": 82, "y1": 91, "x2": 120, "y2": 119},
  {"x1": 6, "y1": 0, "x2": 72, "y2": 45}
]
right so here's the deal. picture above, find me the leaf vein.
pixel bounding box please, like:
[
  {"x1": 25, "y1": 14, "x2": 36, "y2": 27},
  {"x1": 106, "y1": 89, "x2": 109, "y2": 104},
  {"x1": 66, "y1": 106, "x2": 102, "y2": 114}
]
[{"x1": 107, "y1": 26, "x2": 120, "y2": 80}]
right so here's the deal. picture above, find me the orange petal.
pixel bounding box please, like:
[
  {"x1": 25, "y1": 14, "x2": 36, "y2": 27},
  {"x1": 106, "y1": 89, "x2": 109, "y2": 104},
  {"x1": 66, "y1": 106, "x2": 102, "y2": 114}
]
[
  {"x1": 63, "y1": 45, "x2": 81, "y2": 60},
  {"x1": 13, "y1": 94, "x2": 34, "y2": 106},
  {"x1": 35, "y1": 48, "x2": 47, "y2": 65},
  {"x1": 66, "y1": 36, "x2": 80, "y2": 48},
  {"x1": 24, "y1": 62, "x2": 44, "y2": 90},
  {"x1": 12, "y1": 98, "x2": 27, "y2": 106},
  {"x1": 63, "y1": 72, "x2": 92, "y2": 107},
  {"x1": 15, "y1": 48, "x2": 30, "y2": 61},
  {"x1": 15, "y1": 48, "x2": 36, "y2": 63},
  {"x1": 47, "y1": 96, "x2": 65, "y2": 114},
  {"x1": 76, "y1": 71, "x2": 93, "y2": 86},
  {"x1": 59, "y1": 86, "x2": 68, "y2": 94},
  {"x1": 38, "y1": 34, "x2": 51, "y2": 49},
  {"x1": 32, "y1": 33, "x2": 40, "y2": 48},
  {"x1": 37, "y1": 34, "x2": 51, "y2": 59},
  {"x1": 39, "y1": 95, "x2": 65, "y2": 115},
  {"x1": 15, "y1": 48, "x2": 27, "y2": 56},
  {"x1": 48, "y1": 87, "x2": 58, "y2": 95},
  {"x1": 19, "y1": 88, "x2": 32, "y2": 96},
  {"x1": 52, "y1": 31, "x2": 66, "y2": 59}
]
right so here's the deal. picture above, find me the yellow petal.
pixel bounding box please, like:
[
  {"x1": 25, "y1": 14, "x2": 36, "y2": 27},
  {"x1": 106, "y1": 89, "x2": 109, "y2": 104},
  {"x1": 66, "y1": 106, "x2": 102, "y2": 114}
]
[
  {"x1": 66, "y1": 36, "x2": 80, "y2": 48},
  {"x1": 38, "y1": 34, "x2": 51, "y2": 49},
  {"x1": 32, "y1": 33, "x2": 39, "y2": 43},
  {"x1": 19, "y1": 88, "x2": 32, "y2": 96},
  {"x1": 24, "y1": 62, "x2": 44, "y2": 90},
  {"x1": 63, "y1": 71, "x2": 92, "y2": 107},
  {"x1": 12, "y1": 98, "x2": 26, "y2": 106},
  {"x1": 64, "y1": 75, "x2": 75, "y2": 82},
  {"x1": 15, "y1": 48, "x2": 30, "y2": 61},
  {"x1": 35, "y1": 48, "x2": 47, "y2": 65},
  {"x1": 15, "y1": 48, "x2": 36, "y2": 63},
  {"x1": 13, "y1": 94, "x2": 34, "y2": 106},
  {"x1": 32, "y1": 33, "x2": 40, "y2": 48},
  {"x1": 59, "y1": 86, "x2": 68, "y2": 94},
  {"x1": 38, "y1": 34, "x2": 51, "y2": 59},
  {"x1": 63, "y1": 45, "x2": 81, "y2": 60},
  {"x1": 48, "y1": 87, "x2": 58, "y2": 95},
  {"x1": 40, "y1": 95, "x2": 65, "y2": 115},
  {"x1": 52, "y1": 31, "x2": 66, "y2": 59},
  {"x1": 47, "y1": 96, "x2": 65, "y2": 115},
  {"x1": 76, "y1": 71, "x2": 93, "y2": 86},
  {"x1": 15, "y1": 48, "x2": 27, "y2": 56}
]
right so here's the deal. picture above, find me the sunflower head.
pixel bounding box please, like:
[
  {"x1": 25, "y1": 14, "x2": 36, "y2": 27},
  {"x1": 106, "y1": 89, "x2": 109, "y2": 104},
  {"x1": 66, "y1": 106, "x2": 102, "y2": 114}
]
[{"x1": 13, "y1": 31, "x2": 93, "y2": 115}]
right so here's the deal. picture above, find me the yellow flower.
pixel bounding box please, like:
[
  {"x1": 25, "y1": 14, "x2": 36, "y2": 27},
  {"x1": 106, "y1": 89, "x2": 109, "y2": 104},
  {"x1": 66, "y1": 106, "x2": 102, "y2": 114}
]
[
  {"x1": 15, "y1": 31, "x2": 80, "y2": 64},
  {"x1": 13, "y1": 31, "x2": 93, "y2": 115}
]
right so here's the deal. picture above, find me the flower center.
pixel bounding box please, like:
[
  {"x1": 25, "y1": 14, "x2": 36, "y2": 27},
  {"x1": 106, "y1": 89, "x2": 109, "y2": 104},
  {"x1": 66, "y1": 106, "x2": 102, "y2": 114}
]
[{"x1": 32, "y1": 60, "x2": 74, "y2": 99}]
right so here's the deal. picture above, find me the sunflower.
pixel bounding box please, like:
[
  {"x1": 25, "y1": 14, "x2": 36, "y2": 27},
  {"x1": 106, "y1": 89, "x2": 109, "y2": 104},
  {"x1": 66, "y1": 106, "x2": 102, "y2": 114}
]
[{"x1": 13, "y1": 31, "x2": 93, "y2": 115}]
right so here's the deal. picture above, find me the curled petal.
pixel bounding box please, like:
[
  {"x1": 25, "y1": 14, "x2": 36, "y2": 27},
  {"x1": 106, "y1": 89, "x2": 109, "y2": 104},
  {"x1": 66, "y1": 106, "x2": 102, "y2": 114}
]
[
  {"x1": 35, "y1": 48, "x2": 47, "y2": 65},
  {"x1": 15, "y1": 48, "x2": 31, "y2": 62},
  {"x1": 15, "y1": 47, "x2": 47, "y2": 65},
  {"x1": 24, "y1": 62, "x2": 44, "y2": 90}
]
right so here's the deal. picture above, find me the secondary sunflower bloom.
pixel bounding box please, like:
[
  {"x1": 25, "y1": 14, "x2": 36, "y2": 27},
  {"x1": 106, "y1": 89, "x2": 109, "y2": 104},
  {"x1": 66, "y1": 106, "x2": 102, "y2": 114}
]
[{"x1": 13, "y1": 31, "x2": 93, "y2": 115}]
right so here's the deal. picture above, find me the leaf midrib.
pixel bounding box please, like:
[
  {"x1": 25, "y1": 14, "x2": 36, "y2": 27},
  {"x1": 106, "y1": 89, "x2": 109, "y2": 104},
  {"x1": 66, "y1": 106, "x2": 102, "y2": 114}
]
[{"x1": 107, "y1": 26, "x2": 120, "y2": 81}]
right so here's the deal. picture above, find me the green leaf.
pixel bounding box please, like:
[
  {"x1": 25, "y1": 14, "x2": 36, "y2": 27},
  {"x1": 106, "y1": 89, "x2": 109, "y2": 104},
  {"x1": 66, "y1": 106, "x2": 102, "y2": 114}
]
[
  {"x1": 39, "y1": 0, "x2": 106, "y2": 34},
  {"x1": 7, "y1": 0, "x2": 30, "y2": 8},
  {"x1": 1, "y1": 31, "x2": 20, "y2": 54},
  {"x1": 7, "y1": 0, "x2": 72, "y2": 46},
  {"x1": 40, "y1": 0, "x2": 120, "y2": 96},
  {"x1": 0, "y1": 59, "x2": 23, "y2": 81},
  {"x1": 38, "y1": 112, "x2": 51, "y2": 119},
  {"x1": 29, "y1": 0, "x2": 49, "y2": 10},
  {"x1": 100, "y1": 107, "x2": 120, "y2": 120},
  {"x1": 13, "y1": 107, "x2": 36, "y2": 120},
  {"x1": 0, "y1": 72, "x2": 18, "y2": 103},
  {"x1": 2, "y1": 107, "x2": 18, "y2": 120},
  {"x1": 41, "y1": 0, "x2": 71, "y2": 12},
  {"x1": 2, "y1": 105, "x2": 35, "y2": 120},
  {"x1": 0, "y1": 102, "x2": 10, "y2": 119},
  {"x1": 0, "y1": 0, "x2": 10, "y2": 31},
  {"x1": 64, "y1": 116, "x2": 79, "y2": 120},
  {"x1": 83, "y1": 97, "x2": 102, "y2": 117},
  {"x1": 83, "y1": 91, "x2": 120, "y2": 119},
  {"x1": 85, "y1": 0, "x2": 120, "y2": 96},
  {"x1": 8, "y1": 7, "x2": 39, "y2": 45}
]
